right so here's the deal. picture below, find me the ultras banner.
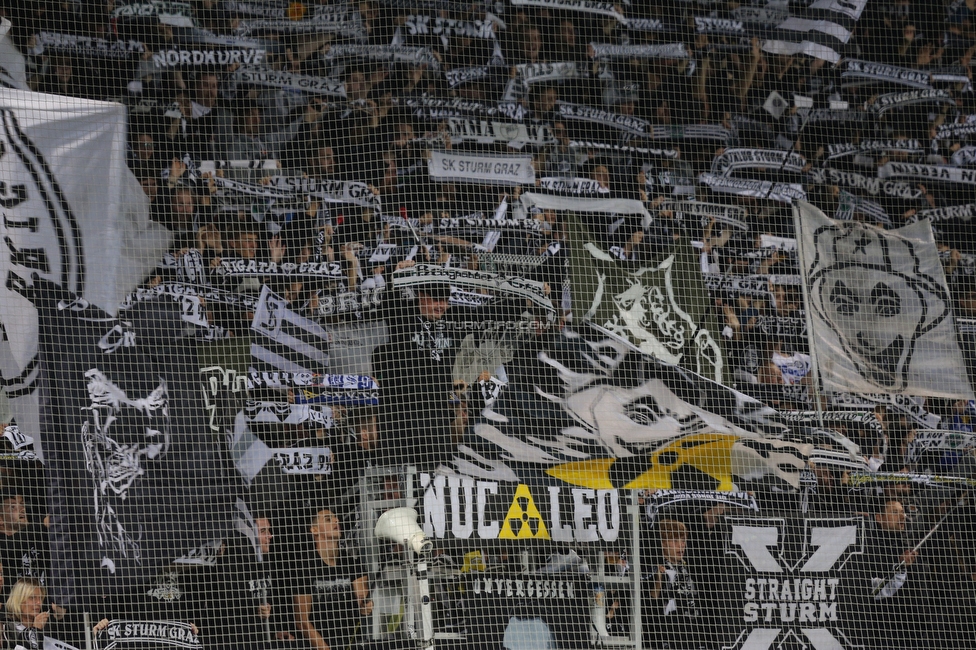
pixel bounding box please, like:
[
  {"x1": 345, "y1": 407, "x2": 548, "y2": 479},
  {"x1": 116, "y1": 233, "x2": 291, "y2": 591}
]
[
  {"x1": 794, "y1": 200, "x2": 974, "y2": 398},
  {"x1": 0, "y1": 88, "x2": 171, "y2": 455}
]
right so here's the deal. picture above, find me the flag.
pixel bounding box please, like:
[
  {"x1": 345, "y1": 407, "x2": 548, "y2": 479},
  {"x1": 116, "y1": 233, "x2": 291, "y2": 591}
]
[
  {"x1": 250, "y1": 285, "x2": 330, "y2": 375},
  {"x1": 0, "y1": 18, "x2": 28, "y2": 89},
  {"x1": 567, "y1": 214, "x2": 725, "y2": 383},
  {"x1": 0, "y1": 87, "x2": 171, "y2": 452},
  {"x1": 33, "y1": 280, "x2": 233, "y2": 606},
  {"x1": 795, "y1": 200, "x2": 974, "y2": 398},
  {"x1": 463, "y1": 324, "x2": 805, "y2": 492}
]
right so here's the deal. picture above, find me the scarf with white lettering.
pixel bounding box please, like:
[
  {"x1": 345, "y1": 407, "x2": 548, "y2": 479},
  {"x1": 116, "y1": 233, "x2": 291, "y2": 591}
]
[
  {"x1": 445, "y1": 65, "x2": 490, "y2": 88},
  {"x1": 235, "y1": 66, "x2": 346, "y2": 97},
  {"x1": 866, "y1": 88, "x2": 955, "y2": 115},
  {"x1": 322, "y1": 44, "x2": 440, "y2": 69},
  {"x1": 510, "y1": 0, "x2": 626, "y2": 23},
  {"x1": 102, "y1": 620, "x2": 200, "y2": 649},
  {"x1": 445, "y1": 117, "x2": 555, "y2": 146},
  {"x1": 935, "y1": 116, "x2": 976, "y2": 141},
  {"x1": 538, "y1": 177, "x2": 610, "y2": 195},
  {"x1": 806, "y1": 167, "x2": 924, "y2": 199},
  {"x1": 557, "y1": 102, "x2": 651, "y2": 137},
  {"x1": 235, "y1": 4, "x2": 364, "y2": 37},
  {"x1": 699, "y1": 173, "x2": 806, "y2": 203},
  {"x1": 704, "y1": 273, "x2": 799, "y2": 298},
  {"x1": 35, "y1": 32, "x2": 145, "y2": 59},
  {"x1": 827, "y1": 139, "x2": 923, "y2": 159},
  {"x1": 840, "y1": 59, "x2": 931, "y2": 88},
  {"x1": 152, "y1": 47, "x2": 266, "y2": 67},
  {"x1": 398, "y1": 96, "x2": 525, "y2": 122},
  {"x1": 878, "y1": 162, "x2": 976, "y2": 185},
  {"x1": 588, "y1": 42, "x2": 689, "y2": 60},
  {"x1": 826, "y1": 392, "x2": 942, "y2": 430},
  {"x1": 267, "y1": 177, "x2": 381, "y2": 208},
  {"x1": 393, "y1": 264, "x2": 554, "y2": 313},
  {"x1": 711, "y1": 148, "x2": 807, "y2": 176},
  {"x1": 213, "y1": 258, "x2": 344, "y2": 279},
  {"x1": 569, "y1": 139, "x2": 679, "y2": 159},
  {"x1": 112, "y1": 1, "x2": 195, "y2": 27},
  {"x1": 667, "y1": 201, "x2": 750, "y2": 231},
  {"x1": 907, "y1": 202, "x2": 976, "y2": 224},
  {"x1": 402, "y1": 15, "x2": 495, "y2": 39}
]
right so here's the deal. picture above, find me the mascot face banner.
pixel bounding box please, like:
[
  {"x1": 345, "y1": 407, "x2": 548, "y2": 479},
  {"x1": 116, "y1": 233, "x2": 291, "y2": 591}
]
[{"x1": 795, "y1": 201, "x2": 973, "y2": 399}]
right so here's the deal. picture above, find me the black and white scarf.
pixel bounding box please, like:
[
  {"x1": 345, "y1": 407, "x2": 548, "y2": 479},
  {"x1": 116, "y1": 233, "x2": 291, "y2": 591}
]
[
  {"x1": 322, "y1": 44, "x2": 440, "y2": 69},
  {"x1": 827, "y1": 139, "x2": 923, "y2": 159},
  {"x1": 840, "y1": 59, "x2": 932, "y2": 89},
  {"x1": 699, "y1": 173, "x2": 806, "y2": 203},
  {"x1": 878, "y1": 161, "x2": 976, "y2": 185},
  {"x1": 588, "y1": 42, "x2": 689, "y2": 60},
  {"x1": 35, "y1": 32, "x2": 145, "y2": 59},
  {"x1": 557, "y1": 102, "x2": 651, "y2": 137},
  {"x1": 866, "y1": 88, "x2": 955, "y2": 115},
  {"x1": 907, "y1": 202, "x2": 976, "y2": 224},
  {"x1": 235, "y1": 66, "x2": 346, "y2": 97},
  {"x1": 806, "y1": 167, "x2": 924, "y2": 199},
  {"x1": 710, "y1": 148, "x2": 807, "y2": 176}
]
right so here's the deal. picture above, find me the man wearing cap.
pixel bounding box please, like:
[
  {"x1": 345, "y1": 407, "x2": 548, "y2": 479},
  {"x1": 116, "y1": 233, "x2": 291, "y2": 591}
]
[{"x1": 372, "y1": 275, "x2": 465, "y2": 470}]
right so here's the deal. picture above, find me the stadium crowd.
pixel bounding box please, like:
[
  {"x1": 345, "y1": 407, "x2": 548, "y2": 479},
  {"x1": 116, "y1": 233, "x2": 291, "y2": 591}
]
[{"x1": 3, "y1": 0, "x2": 976, "y2": 649}]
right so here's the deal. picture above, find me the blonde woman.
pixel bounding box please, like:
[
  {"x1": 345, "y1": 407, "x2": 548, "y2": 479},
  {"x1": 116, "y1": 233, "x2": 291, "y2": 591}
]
[{"x1": 3, "y1": 578, "x2": 50, "y2": 650}]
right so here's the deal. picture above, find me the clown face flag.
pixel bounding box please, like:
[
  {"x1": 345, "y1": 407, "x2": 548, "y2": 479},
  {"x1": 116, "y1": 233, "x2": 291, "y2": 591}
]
[
  {"x1": 794, "y1": 200, "x2": 974, "y2": 399},
  {"x1": 567, "y1": 215, "x2": 724, "y2": 383}
]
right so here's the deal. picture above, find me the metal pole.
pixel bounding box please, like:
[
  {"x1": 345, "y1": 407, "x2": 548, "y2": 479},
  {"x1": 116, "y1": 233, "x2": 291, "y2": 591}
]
[{"x1": 631, "y1": 490, "x2": 642, "y2": 650}]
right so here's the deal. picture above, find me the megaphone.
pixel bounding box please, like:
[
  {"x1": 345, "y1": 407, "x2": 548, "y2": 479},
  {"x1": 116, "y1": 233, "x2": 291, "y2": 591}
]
[{"x1": 374, "y1": 507, "x2": 432, "y2": 555}]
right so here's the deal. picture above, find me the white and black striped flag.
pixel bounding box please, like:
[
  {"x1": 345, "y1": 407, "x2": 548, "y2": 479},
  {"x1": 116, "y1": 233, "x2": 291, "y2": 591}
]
[{"x1": 250, "y1": 285, "x2": 330, "y2": 375}]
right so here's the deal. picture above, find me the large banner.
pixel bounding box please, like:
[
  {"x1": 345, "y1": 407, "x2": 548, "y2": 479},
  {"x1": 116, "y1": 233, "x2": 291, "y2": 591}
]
[
  {"x1": 0, "y1": 88, "x2": 171, "y2": 454},
  {"x1": 794, "y1": 201, "x2": 974, "y2": 398},
  {"x1": 33, "y1": 281, "x2": 233, "y2": 606},
  {"x1": 567, "y1": 216, "x2": 724, "y2": 383},
  {"x1": 724, "y1": 517, "x2": 864, "y2": 649}
]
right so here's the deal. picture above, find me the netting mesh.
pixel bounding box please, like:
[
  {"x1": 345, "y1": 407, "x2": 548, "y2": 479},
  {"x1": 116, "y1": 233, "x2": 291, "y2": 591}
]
[{"x1": 1, "y1": 1, "x2": 976, "y2": 649}]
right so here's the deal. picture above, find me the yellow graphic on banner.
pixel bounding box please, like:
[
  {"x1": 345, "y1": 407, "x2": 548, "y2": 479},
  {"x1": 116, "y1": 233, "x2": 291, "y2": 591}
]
[
  {"x1": 545, "y1": 433, "x2": 738, "y2": 490},
  {"x1": 499, "y1": 484, "x2": 550, "y2": 540}
]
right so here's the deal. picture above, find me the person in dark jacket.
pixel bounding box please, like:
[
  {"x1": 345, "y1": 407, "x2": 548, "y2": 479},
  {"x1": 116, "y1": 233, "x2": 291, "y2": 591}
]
[{"x1": 372, "y1": 276, "x2": 465, "y2": 470}]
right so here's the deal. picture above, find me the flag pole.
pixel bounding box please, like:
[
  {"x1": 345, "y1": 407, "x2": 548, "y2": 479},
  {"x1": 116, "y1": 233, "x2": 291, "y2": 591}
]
[{"x1": 793, "y1": 201, "x2": 826, "y2": 431}]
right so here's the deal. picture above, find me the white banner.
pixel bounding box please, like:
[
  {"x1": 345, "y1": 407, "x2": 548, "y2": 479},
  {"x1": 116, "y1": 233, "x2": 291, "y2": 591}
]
[
  {"x1": 0, "y1": 90, "x2": 171, "y2": 452},
  {"x1": 428, "y1": 151, "x2": 535, "y2": 185},
  {"x1": 795, "y1": 200, "x2": 974, "y2": 398}
]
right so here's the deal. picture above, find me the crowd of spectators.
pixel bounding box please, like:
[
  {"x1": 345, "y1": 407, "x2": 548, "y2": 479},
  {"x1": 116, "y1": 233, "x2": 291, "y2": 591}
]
[{"x1": 3, "y1": 0, "x2": 976, "y2": 648}]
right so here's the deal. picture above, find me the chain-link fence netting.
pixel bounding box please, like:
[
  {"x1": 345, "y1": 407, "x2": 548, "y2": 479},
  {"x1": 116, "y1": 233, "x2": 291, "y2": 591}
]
[{"x1": 2, "y1": 1, "x2": 976, "y2": 649}]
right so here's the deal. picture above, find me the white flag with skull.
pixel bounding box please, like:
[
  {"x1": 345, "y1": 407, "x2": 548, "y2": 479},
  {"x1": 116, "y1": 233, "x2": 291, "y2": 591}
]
[{"x1": 795, "y1": 200, "x2": 974, "y2": 398}]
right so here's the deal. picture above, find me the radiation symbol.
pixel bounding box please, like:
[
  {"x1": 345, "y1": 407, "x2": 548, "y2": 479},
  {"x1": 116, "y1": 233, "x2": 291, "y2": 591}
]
[{"x1": 498, "y1": 484, "x2": 550, "y2": 540}]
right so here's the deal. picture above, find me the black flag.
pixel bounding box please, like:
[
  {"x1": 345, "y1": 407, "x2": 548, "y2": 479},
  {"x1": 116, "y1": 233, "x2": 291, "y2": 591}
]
[{"x1": 34, "y1": 280, "x2": 234, "y2": 607}]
